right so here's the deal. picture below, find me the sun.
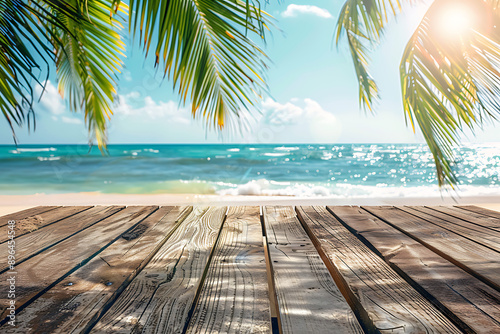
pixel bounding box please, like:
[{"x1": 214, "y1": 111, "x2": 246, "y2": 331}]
[{"x1": 436, "y1": 4, "x2": 477, "y2": 39}]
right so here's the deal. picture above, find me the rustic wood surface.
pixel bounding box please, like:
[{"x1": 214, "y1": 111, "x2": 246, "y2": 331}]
[
  {"x1": 92, "y1": 206, "x2": 226, "y2": 333},
  {"x1": 0, "y1": 206, "x2": 60, "y2": 227},
  {"x1": 0, "y1": 206, "x2": 157, "y2": 322},
  {"x1": 0, "y1": 206, "x2": 93, "y2": 243},
  {"x1": 400, "y1": 206, "x2": 500, "y2": 253},
  {"x1": 456, "y1": 205, "x2": 500, "y2": 221},
  {"x1": 5, "y1": 206, "x2": 191, "y2": 334},
  {"x1": 431, "y1": 206, "x2": 500, "y2": 230},
  {"x1": 330, "y1": 206, "x2": 500, "y2": 334},
  {"x1": 186, "y1": 207, "x2": 271, "y2": 334},
  {"x1": 0, "y1": 206, "x2": 124, "y2": 274},
  {"x1": 365, "y1": 206, "x2": 500, "y2": 291},
  {"x1": 0, "y1": 205, "x2": 499, "y2": 333},
  {"x1": 298, "y1": 205, "x2": 461, "y2": 334},
  {"x1": 264, "y1": 206, "x2": 363, "y2": 334}
]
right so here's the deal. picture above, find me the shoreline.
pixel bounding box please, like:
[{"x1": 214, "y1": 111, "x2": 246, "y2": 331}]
[{"x1": 1, "y1": 192, "x2": 499, "y2": 216}]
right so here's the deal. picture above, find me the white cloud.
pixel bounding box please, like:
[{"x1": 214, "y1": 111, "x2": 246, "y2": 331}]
[
  {"x1": 255, "y1": 98, "x2": 342, "y2": 143},
  {"x1": 261, "y1": 99, "x2": 303, "y2": 126},
  {"x1": 282, "y1": 4, "x2": 332, "y2": 19},
  {"x1": 61, "y1": 116, "x2": 82, "y2": 124},
  {"x1": 34, "y1": 80, "x2": 65, "y2": 115},
  {"x1": 116, "y1": 92, "x2": 191, "y2": 124}
]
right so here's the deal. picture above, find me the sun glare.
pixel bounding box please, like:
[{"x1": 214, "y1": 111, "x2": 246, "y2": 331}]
[{"x1": 437, "y1": 4, "x2": 476, "y2": 38}]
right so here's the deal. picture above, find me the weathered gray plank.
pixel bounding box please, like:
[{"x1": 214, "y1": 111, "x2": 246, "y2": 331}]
[
  {"x1": 456, "y1": 205, "x2": 500, "y2": 221},
  {"x1": 0, "y1": 206, "x2": 124, "y2": 273},
  {"x1": 0, "y1": 206, "x2": 60, "y2": 227},
  {"x1": 186, "y1": 206, "x2": 271, "y2": 334},
  {"x1": 400, "y1": 206, "x2": 500, "y2": 253},
  {"x1": 365, "y1": 206, "x2": 500, "y2": 291},
  {"x1": 331, "y1": 206, "x2": 500, "y2": 334},
  {"x1": 0, "y1": 206, "x2": 93, "y2": 243},
  {"x1": 0, "y1": 206, "x2": 157, "y2": 323},
  {"x1": 263, "y1": 206, "x2": 363, "y2": 334},
  {"x1": 91, "y1": 206, "x2": 226, "y2": 333},
  {"x1": 298, "y1": 206, "x2": 461, "y2": 334},
  {"x1": 5, "y1": 206, "x2": 191, "y2": 334},
  {"x1": 430, "y1": 206, "x2": 500, "y2": 231}
]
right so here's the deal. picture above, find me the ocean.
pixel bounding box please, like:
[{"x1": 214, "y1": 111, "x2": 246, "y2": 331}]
[{"x1": 1, "y1": 143, "x2": 499, "y2": 198}]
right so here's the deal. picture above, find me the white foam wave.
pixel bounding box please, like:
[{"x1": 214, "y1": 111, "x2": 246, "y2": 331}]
[
  {"x1": 264, "y1": 152, "x2": 289, "y2": 157},
  {"x1": 16, "y1": 148, "x2": 57, "y2": 153},
  {"x1": 227, "y1": 148, "x2": 240, "y2": 152},
  {"x1": 37, "y1": 156, "x2": 61, "y2": 161},
  {"x1": 216, "y1": 179, "x2": 331, "y2": 197},
  {"x1": 215, "y1": 179, "x2": 500, "y2": 198},
  {"x1": 274, "y1": 146, "x2": 300, "y2": 151}
]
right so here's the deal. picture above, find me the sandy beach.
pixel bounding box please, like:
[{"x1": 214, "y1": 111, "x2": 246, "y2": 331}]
[{"x1": 1, "y1": 192, "x2": 499, "y2": 216}]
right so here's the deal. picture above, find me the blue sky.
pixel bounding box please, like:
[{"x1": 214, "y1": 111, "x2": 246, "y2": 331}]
[{"x1": 1, "y1": 0, "x2": 499, "y2": 145}]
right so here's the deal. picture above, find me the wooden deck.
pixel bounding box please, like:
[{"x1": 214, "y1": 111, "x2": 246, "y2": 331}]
[{"x1": 1, "y1": 205, "x2": 500, "y2": 333}]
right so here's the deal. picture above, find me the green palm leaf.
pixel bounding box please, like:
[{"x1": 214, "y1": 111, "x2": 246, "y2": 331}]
[
  {"x1": 0, "y1": 0, "x2": 55, "y2": 138},
  {"x1": 48, "y1": 0, "x2": 126, "y2": 149},
  {"x1": 400, "y1": 0, "x2": 500, "y2": 186},
  {"x1": 336, "y1": 0, "x2": 416, "y2": 111},
  {"x1": 339, "y1": 0, "x2": 500, "y2": 187},
  {"x1": 128, "y1": 0, "x2": 270, "y2": 129}
]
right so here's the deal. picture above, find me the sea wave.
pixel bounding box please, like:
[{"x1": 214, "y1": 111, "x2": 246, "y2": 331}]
[
  {"x1": 12, "y1": 147, "x2": 57, "y2": 153},
  {"x1": 214, "y1": 179, "x2": 500, "y2": 198},
  {"x1": 37, "y1": 156, "x2": 61, "y2": 162}
]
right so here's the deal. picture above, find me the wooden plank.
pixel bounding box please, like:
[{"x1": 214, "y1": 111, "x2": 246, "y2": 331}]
[
  {"x1": 6, "y1": 206, "x2": 192, "y2": 334},
  {"x1": 330, "y1": 206, "x2": 500, "y2": 334},
  {"x1": 91, "y1": 206, "x2": 227, "y2": 333},
  {"x1": 0, "y1": 206, "x2": 124, "y2": 273},
  {"x1": 297, "y1": 206, "x2": 461, "y2": 334},
  {"x1": 365, "y1": 206, "x2": 500, "y2": 291},
  {"x1": 263, "y1": 206, "x2": 363, "y2": 334},
  {"x1": 0, "y1": 206, "x2": 157, "y2": 323},
  {"x1": 0, "y1": 206, "x2": 93, "y2": 243},
  {"x1": 400, "y1": 206, "x2": 500, "y2": 253},
  {"x1": 0, "y1": 206, "x2": 60, "y2": 227},
  {"x1": 186, "y1": 207, "x2": 271, "y2": 333},
  {"x1": 457, "y1": 205, "x2": 500, "y2": 220},
  {"x1": 430, "y1": 206, "x2": 500, "y2": 230},
  {"x1": 263, "y1": 230, "x2": 281, "y2": 333}
]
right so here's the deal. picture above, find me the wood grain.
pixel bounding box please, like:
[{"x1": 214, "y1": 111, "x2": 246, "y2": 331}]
[
  {"x1": 330, "y1": 206, "x2": 500, "y2": 334},
  {"x1": 298, "y1": 205, "x2": 461, "y2": 334},
  {"x1": 400, "y1": 206, "x2": 500, "y2": 253},
  {"x1": 456, "y1": 205, "x2": 500, "y2": 221},
  {"x1": 4, "y1": 206, "x2": 192, "y2": 334},
  {"x1": 91, "y1": 206, "x2": 227, "y2": 334},
  {"x1": 0, "y1": 206, "x2": 93, "y2": 243},
  {"x1": 263, "y1": 206, "x2": 363, "y2": 334},
  {"x1": 365, "y1": 206, "x2": 500, "y2": 291},
  {"x1": 430, "y1": 206, "x2": 500, "y2": 231},
  {"x1": 0, "y1": 206, "x2": 157, "y2": 323},
  {"x1": 0, "y1": 206, "x2": 124, "y2": 273},
  {"x1": 0, "y1": 207, "x2": 60, "y2": 227},
  {"x1": 186, "y1": 206, "x2": 271, "y2": 334}
]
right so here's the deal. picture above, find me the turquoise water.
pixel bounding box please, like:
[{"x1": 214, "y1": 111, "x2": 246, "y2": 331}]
[{"x1": 1, "y1": 143, "x2": 499, "y2": 197}]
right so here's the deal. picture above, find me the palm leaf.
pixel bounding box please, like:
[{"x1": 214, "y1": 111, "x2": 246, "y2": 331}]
[
  {"x1": 335, "y1": 0, "x2": 417, "y2": 111},
  {"x1": 0, "y1": 0, "x2": 58, "y2": 139},
  {"x1": 128, "y1": 0, "x2": 270, "y2": 130},
  {"x1": 48, "y1": 0, "x2": 127, "y2": 149},
  {"x1": 400, "y1": 0, "x2": 500, "y2": 186}
]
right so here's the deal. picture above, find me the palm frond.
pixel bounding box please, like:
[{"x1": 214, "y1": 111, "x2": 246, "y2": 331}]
[
  {"x1": 336, "y1": 0, "x2": 415, "y2": 111},
  {"x1": 0, "y1": 0, "x2": 57, "y2": 138},
  {"x1": 48, "y1": 0, "x2": 127, "y2": 149},
  {"x1": 128, "y1": 0, "x2": 270, "y2": 129},
  {"x1": 400, "y1": 0, "x2": 500, "y2": 186}
]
